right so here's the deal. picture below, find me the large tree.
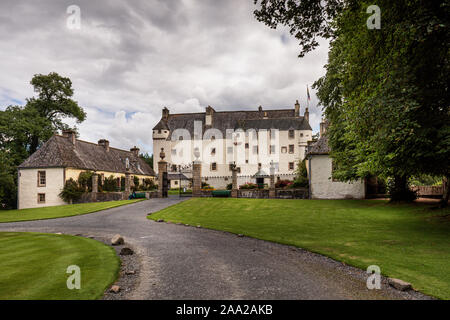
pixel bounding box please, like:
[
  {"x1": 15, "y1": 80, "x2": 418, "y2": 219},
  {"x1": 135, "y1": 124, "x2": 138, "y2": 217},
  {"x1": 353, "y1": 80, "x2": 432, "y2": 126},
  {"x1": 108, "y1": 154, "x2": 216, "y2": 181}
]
[
  {"x1": 254, "y1": 0, "x2": 449, "y2": 204},
  {"x1": 0, "y1": 72, "x2": 86, "y2": 209},
  {"x1": 26, "y1": 72, "x2": 86, "y2": 153}
]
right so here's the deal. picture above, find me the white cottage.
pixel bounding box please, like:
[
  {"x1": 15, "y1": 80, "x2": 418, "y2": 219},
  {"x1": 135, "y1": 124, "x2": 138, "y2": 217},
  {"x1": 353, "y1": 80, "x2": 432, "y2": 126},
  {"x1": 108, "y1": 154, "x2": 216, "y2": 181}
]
[{"x1": 306, "y1": 122, "x2": 366, "y2": 199}]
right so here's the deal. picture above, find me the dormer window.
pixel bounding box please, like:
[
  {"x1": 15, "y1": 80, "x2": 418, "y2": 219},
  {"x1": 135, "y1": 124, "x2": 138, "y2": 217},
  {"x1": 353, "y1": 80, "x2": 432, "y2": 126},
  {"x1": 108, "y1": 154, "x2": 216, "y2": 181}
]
[{"x1": 289, "y1": 130, "x2": 295, "y2": 139}]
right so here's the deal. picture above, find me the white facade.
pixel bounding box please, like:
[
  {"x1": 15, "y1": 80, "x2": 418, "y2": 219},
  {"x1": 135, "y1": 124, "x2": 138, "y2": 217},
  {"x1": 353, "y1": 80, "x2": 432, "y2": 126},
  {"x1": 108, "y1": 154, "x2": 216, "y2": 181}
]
[
  {"x1": 153, "y1": 128, "x2": 312, "y2": 189},
  {"x1": 308, "y1": 155, "x2": 365, "y2": 199},
  {"x1": 18, "y1": 168, "x2": 66, "y2": 209}
]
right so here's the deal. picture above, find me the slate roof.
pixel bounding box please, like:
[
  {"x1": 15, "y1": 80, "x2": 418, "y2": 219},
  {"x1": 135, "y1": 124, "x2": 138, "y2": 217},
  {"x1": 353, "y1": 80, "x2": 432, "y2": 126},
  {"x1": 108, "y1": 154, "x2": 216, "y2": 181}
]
[
  {"x1": 167, "y1": 173, "x2": 189, "y2": 180},
  {"x1": 19, "y1": 135, "x2": 155, "y2": 176},
  {"x1": 307, "y1": 135, "x2": 331, "y2": 155},
  {"x1": 153, "y1": 109, "x2": 312, "y2": 139}
]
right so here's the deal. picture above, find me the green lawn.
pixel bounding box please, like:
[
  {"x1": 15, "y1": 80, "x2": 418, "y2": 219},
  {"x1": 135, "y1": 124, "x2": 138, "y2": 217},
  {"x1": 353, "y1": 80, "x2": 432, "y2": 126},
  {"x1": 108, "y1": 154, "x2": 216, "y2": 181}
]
[
  {"x1": 0, "y1": 232, "x2": 119, "y2": 299},
  {"x1": 148, "y1": 198, "x2": 450, "y2": 299},
  {"x1": 0, "y1": 199, "x2": 143, "y2": 223}
]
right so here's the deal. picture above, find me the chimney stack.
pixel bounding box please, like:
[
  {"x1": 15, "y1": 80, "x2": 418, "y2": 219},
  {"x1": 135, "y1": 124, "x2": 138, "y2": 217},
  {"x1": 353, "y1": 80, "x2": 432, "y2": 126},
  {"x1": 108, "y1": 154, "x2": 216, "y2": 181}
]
[
  {"x1": 205, "y1": 105, "x2": 215, "y2": 126},
  {"x1": 320, "y1": 119, "x2": 327, "y2": 137},
  {"x1": 162, "y1": 107, "x2": 170, "y2": 121},
  {"x1": 294, "y1": 100, "x2": 300, "y2": 117},
  {"x1": 130, "y1": 146, "x2": 140, "y2": 157},
  {"x1": 304, "y1": 107, "x2": 309, "y2": 123},
  {"x1": 62, "y1": 129, "x2": 76, "y2": 145},
  {"x1": 98, "y1": 139, "x2": 110, "y2": 152}
]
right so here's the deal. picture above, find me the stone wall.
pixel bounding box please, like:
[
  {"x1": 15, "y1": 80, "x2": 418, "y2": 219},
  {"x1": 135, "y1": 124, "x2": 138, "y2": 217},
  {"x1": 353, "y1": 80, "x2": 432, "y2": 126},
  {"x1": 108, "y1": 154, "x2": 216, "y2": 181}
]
[
  {"x1": 238, "y1": 188, "x2": 308, "y2": 199},
  {"x1": 411, "y1": 185, "x2": 443, "y2": 198},
  {"x1": 75, "y1": 192, "x2": 127, "y2": 204}
]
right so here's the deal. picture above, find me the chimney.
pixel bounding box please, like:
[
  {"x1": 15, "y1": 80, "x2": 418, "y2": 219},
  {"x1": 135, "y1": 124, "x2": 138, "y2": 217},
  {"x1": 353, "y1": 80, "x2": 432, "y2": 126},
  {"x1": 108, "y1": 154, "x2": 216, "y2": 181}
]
[
  {"x1": 98, "y1": 139, "x2": 110, "y2": 152},
  {"x1": 320, "y1": 119, "x2": 327, "y2": 137},
  {"x1": 258, "y1": 105, "x2": 263, "y2": 112},
  {"x1": 304, "y1": 107, "x2": 309, "y2": 123},
  {"x1": 62, "y1": 129, "x2": 76, "y2": 145},
  {"x1": 130, "y1": 146, "x2": 140, "y2": 157},
  {"x1": 295, "y1": 100, "x2": 300, "y2": 117},
  {"x1": 162, "y1": 107, "x2": 169, "y2": 121},
  {"x1": 205, "y1": 105, "x2": 215, "y2": 126}
]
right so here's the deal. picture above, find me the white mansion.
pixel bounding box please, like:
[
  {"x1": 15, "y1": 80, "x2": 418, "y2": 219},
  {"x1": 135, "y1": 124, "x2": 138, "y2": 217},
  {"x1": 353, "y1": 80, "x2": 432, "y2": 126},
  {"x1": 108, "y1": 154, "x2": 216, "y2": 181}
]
[{"x1": 152, "y1": 101, "x2": 313, "y2": 189}]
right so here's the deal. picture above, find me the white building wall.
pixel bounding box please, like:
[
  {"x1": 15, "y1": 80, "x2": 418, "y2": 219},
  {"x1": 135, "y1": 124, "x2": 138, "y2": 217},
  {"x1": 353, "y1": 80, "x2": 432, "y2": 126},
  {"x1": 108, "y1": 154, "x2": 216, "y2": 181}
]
[
  {"x1": 309, "y1": 155, "x2": 365, "y2": 199},
  {"x1": 18, "y1": 168, "x2": 66, "y2": 209}
]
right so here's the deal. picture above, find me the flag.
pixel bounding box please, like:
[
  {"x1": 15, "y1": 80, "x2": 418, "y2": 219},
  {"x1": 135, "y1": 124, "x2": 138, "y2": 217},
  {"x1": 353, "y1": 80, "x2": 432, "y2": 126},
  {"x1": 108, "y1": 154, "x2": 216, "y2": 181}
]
[{"x1": 306, "y1": 85, "x2": 311, "y2": 102}]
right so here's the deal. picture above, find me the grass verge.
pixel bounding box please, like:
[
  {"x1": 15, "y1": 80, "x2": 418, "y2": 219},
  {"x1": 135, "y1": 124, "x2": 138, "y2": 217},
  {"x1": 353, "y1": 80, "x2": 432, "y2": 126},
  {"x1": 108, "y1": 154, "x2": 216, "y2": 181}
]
[{"x1": 0, "y1": 199, "x2": 143, "y2": 223}]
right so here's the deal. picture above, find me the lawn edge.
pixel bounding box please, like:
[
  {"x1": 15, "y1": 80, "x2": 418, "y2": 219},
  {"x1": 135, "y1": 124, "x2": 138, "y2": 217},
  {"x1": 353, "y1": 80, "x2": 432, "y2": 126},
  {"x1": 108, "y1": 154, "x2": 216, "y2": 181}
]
[{"x1": 0, "y1": 199, "x2": 145, "y2": 224}]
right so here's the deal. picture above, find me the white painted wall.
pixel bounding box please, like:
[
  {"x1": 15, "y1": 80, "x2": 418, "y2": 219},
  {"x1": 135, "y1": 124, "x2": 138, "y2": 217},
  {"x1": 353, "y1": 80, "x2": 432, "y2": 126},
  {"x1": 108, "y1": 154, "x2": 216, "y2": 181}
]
[
  {"x1": 309, "y1": 155, "x2": 365, "y2": 199},
  {"x1": 18, "y1": 168, "x2": 66, "y2": 209}
]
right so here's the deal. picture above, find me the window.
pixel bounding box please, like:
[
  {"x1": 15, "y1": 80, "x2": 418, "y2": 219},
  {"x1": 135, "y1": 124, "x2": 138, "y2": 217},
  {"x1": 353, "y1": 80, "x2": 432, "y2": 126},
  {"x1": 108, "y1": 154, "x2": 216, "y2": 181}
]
[
  {"x1": 171, "y1": 149, "x2": 176, "y2": 156},
  {"x1": 253, "y1": 146, "x2": 258, "y2": 154},
  {"x1": 38, "y1": 193, "x2": 45, "y2": 204},
  {"x1": 270, "y1": 129, "x2": 276, "y2": 139},
  {"x1": 211, "y1": 162, "x2": 217, "y2": 171},
  {"x1": 289, "y1": 145, "x2": 294, "y2": 154},
  {"x1": 227, "y1": 147, "x2": 233, "y2": 154},
  {"x1": 281, "y1": 146, "x2": 287, "y2": 154},
  {"x1": 211, "y1": 148, "x2": 216, "y2": 155},
  {"x1": 245, "y1": 143, "x2": 249, "y2": 149},
  {"x1": 172, "y1": 165, "x2": 177, "y2": 172},
  {"x1": 237, "y1": 167, "x2": 241, "y2": 173},
  {"x1": 289, "y1": 130, "x2": 295, "y2": 139},
  {"x1": 37, "y1": 171, "x2": 46, "y2": 187},
  {"x1": 245, "y1": 160, "x2": 249, "y2": 164},
  {"x1": 289, "y1": 162, "x2": 295, "y2": 170},
  {"x1": 158, "y1": 129, "x2": 162, "y2": 134},
  {"x1": 270, "y1": 145, "x2": 276, "y2": 154},
  {"x1": 300, "y1": 133, "x2": 304, "y2": 137},
  {"x1": 174, "y1": 180, "x2": 178, "y2": 185}
]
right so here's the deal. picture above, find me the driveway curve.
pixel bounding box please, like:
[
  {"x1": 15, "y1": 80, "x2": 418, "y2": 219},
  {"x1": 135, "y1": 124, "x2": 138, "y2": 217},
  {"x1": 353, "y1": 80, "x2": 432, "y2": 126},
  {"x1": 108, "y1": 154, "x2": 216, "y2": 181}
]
[{"x1": 0, "y1": 198, "x2": 429, "y2": 300}]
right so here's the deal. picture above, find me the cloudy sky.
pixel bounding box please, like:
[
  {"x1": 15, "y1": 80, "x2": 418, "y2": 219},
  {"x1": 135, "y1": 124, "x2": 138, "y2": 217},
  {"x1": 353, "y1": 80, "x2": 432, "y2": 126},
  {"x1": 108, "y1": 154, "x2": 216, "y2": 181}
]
[{"x1": 0, "y1": 0, "x2": 329, "y2": 154}]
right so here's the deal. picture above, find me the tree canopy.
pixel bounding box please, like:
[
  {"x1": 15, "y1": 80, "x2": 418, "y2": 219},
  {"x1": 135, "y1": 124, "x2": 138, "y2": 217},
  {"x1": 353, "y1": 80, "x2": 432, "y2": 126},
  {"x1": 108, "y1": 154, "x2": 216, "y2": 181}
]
[{"x1": 255, "y1": 0, "x2": 450, "y2": 203}]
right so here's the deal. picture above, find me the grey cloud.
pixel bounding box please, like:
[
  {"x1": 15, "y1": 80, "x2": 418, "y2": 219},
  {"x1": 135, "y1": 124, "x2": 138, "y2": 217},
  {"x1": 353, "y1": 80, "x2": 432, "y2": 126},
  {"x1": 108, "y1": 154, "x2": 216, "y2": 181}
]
[{"x1": 0, "y1": 0, "x2": 328, "y2": 154}]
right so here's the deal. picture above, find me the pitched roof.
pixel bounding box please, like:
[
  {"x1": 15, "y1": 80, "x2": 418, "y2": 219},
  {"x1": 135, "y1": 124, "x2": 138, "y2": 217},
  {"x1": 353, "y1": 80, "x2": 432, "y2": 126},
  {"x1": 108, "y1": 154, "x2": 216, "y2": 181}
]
[
  {"x1": 153, "y1": 109, "x2": 312, "y2": 138},
  {"x1": 307, "y1": 135, "x2": 330, "y2": 155},
  {"x1": 19, "y1": 135, "x2": 155, "y2": 176}
]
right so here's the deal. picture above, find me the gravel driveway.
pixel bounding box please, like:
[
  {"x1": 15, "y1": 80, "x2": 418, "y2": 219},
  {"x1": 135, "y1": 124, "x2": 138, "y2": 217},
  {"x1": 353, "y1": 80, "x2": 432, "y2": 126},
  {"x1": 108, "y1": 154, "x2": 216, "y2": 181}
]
[{"x1": 0, "y1": 198, "x2": 430, "y2": 300}]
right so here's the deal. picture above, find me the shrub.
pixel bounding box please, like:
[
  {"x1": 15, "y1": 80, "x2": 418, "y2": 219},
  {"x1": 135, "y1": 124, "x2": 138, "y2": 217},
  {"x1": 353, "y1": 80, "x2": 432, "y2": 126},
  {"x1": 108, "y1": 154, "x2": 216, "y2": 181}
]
[
  {"x1": 292, "y1": 176, "x2": 308, "y2": 188},
  {"x1": 103, "y1": 175, "x2": 118, "y2": 192},
  {"x1": 78, "y1": 171, "x2": 94, "y2": 192},
  {"x1": 59, "y1": 178, "x2": 84, "y2": 203},
  {"x1": 239, "y1": 182, "x2": 257, "y2": 189},
  {"x1": 275, "y1": 180, "x2": 293, "y2": 188},
  {"x1": 226, "y1": 183, "x2": 233, "y2": 190},
  {"x1": 202, "y1": 182, "x2": 211, "y2": 188}
]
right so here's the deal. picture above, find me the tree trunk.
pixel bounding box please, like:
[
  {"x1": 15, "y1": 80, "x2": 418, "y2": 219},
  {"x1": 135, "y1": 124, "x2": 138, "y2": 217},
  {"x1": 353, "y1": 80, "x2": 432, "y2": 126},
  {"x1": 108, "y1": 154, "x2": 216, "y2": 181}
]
[
  {"x1": 390, "y1": 174, "x2": 413, "y2": 202},
  {"x1": 440, "y1": 175, "x2": 449, "y2": 208},
  {"x1": 30, "y1": 135, "x2": 39, "y2": 155}
]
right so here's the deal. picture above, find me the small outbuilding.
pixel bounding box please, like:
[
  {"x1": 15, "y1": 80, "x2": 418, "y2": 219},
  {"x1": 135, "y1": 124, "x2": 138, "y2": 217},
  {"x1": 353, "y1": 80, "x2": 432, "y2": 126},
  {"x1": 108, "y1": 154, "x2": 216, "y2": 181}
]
[{"x1": 306, "y1": 122, "x2": 366, "y2": 199}]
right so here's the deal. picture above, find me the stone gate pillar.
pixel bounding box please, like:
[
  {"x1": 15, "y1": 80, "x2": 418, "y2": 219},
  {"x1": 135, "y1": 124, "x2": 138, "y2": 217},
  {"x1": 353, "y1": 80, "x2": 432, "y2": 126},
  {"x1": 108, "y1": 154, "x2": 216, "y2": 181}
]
[
  {"x1": 231, "y1": 163, "x2": 238, "y2": 198},
  {"x1": 92, "y1": 173, "x2": 98, "y2": 193},
  {"x1": 158, "y1": 148, "x2": 168, "y2": 198},
  {"x1": 192, "y1": 161, "x2": 202, "y2": 197},
  {"x1": 269, "y1": 161, "x2": 275, "y2": 198},
  {"x1": 125, "y1": 169, "x2": 131, "y2": 194}
]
